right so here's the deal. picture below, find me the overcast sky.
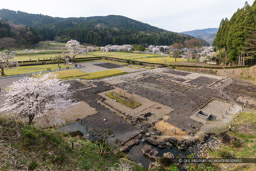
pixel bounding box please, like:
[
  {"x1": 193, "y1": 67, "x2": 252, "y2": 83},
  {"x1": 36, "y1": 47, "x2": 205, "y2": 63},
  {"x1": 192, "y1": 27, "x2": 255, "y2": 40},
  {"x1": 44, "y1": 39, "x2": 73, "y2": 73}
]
[{"x1": 0, "y1": 0, "x2": 254, "y2": 32}]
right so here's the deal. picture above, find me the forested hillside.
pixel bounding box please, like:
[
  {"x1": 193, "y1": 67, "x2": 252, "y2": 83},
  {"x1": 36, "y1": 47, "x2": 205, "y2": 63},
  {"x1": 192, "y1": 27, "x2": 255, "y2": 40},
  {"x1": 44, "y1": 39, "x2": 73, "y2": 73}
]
[
  {"x1": 0, "y1": 9, "x2": 209, "y2": 46},
  {"x1": 0, "y1": 20, "x2": 39, "y2": 49},
  {"x1": 214, "y1": 1, "x2": 256, "y2": 66}
]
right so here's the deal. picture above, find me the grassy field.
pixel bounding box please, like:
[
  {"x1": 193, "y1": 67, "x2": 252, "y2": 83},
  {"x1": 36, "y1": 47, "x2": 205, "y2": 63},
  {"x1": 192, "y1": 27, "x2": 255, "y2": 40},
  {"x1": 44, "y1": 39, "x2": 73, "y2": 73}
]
[
  {"x1": 9, "y1": 49, "x2": 189, "y2": 65},
  {"x1": 88, "y1": 51, "x2": 166, "y2": 59},
  {"x1": 83, "y1": 69, "x2": 127, "y2": 80},
  {"x1": 53, "y1": 69, "x2": 127, "y2": 80},
  {"x1": 208, "y1": 112, "x2": 256, "y2": 170},
  {"x1": 137, "y1": 57, "x2": 187, "y2": 64},
  {"x1": 0, "y1": 64, "x2": 74, "y2": 77},
  {"x1": 0, "y1": 118, "x2": 145, "y2": 171},
  {"x1": 106, "y1": 92, "x2": 142, "y2": 109},
  {"x1": 12, "y1": 53, "x2": 95, "y2": 62},
  {"x1": 13, "y1": 53, "x2": 62, "y2": 62},
  {"x1": 87, "y1": 52, "x2": 190, "y2": 64},
  {"x1": 9, "y1": 41, "x2": 96, "y2": 62}
]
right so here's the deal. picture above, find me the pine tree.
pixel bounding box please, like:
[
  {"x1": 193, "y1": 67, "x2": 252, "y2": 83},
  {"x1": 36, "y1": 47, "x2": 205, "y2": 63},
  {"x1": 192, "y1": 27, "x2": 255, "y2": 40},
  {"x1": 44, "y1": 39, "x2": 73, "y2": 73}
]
[{"x1": 214, "y1": 1, "x2": 256, "y2": 66}]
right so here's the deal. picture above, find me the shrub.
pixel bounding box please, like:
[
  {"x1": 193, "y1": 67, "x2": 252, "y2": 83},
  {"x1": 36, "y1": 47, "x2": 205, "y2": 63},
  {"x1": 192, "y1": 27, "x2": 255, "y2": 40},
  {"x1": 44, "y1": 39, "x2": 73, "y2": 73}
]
[
  {"x1": 41, "y1": 131, "x2": 62, "y2": 146},
  {"x1": 21, "y1": 129, "x2": 38, "y2": 148},
  {"x1": 28, "y1": 161, "x2": 38, "y2": 170},
  {"x1": 109, "y1": 159, "x2": 134, "y2": 171},
  {"x1": 232, "y1": 138, "x2": 242, "y2": 148},
  {"x1": 158, "y1": 157, "x2": 172, "y2": 167},
  {"x1": 22, "y1": 129, "x2": 37, "y2": 140},
  {"x1": 51, "y1": 151, "x2": 66, "y2": 164},
  {"x1": 218, "y1": 150, "x2": 234, "y2": 159}
]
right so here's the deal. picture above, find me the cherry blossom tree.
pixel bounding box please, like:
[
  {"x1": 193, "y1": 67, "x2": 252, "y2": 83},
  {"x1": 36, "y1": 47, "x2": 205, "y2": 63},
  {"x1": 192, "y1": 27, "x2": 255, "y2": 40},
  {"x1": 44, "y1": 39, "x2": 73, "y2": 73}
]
[
  {"x1": 0, "y1": 51, "x2": 17, "y2": 76},
  {"x1": 66, "y1": 39, "x2": 87, "y2": 62},
  {"x1": 0, "y1": 73, "x2": 74, "y2": 124}
]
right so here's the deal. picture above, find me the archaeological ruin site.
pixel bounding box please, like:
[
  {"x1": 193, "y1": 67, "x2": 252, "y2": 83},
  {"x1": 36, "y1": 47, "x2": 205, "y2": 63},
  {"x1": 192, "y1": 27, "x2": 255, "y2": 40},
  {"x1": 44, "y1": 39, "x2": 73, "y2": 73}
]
[{"x1": 31, "y1": 61, "x2": 254, "y2": 167}]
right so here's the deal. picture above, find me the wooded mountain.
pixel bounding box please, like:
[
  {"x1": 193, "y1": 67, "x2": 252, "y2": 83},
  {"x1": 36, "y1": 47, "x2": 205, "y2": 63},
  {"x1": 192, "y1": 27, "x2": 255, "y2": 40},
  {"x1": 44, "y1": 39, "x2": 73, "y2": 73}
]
[
  {"x1": 0, "y1": 19, "x2": 39, "y2": 49},
  {"x1": 182, "y1": 28, "x2": 218, "y2": 45},
  {"x1": 0, "y1": 9, "x2": 209, "y2": 46},
  {"x1": 214, "y1": 1, "x2": 256, "y2": 66}
]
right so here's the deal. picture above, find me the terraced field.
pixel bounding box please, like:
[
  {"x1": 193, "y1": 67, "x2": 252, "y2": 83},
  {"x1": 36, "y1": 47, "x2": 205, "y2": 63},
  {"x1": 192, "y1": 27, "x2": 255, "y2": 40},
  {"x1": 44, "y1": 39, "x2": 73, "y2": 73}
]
[{"x1": 0, "y1": 64, "x2": 75, "y2": 77}]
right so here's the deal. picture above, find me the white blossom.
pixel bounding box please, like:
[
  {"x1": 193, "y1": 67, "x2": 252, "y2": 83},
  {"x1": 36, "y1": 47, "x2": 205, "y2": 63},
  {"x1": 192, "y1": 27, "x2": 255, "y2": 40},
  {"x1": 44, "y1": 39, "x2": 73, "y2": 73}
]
[
  {"x1": 66, "y1": 39, "x2": 87, "y2": 61},
  {"x1": 109, "y1": 160, "x2": 133, "y2": 171},
  {"x1": 0, "y1": 51, "x2": 15, "y2": 61},
  {"x1": 0, "y1": 73, "x2": 74, "y2": 124},
  {"x1": 0, "y1": 51, "x2": 17, "y2": 76},
  {"x1": 100, "y1": 45, "x2": 132, "y2": 52},
  {"x1": 86, "y1": 46, "x2": 95, "y2": 52}
]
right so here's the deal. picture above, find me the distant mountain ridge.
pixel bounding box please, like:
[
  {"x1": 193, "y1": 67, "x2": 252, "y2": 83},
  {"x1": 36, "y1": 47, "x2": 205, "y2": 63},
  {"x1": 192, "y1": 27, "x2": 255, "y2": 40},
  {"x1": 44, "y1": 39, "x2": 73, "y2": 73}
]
[
  {"x1": 0, "y1": 9, "x2": 209, "y2": 46},
  {"x1": 182, "y1": 28, "x2": 218, "y2": 45}
]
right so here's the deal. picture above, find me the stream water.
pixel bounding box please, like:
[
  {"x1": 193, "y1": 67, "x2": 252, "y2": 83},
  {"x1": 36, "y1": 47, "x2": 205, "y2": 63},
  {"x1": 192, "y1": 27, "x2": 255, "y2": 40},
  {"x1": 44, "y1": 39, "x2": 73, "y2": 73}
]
[
  {"x1": 128, "y1": 142, "x2": 191, "y2": 169},
  {"x1": 59, "y1": 121, "x2": 192, "y2": 169}
]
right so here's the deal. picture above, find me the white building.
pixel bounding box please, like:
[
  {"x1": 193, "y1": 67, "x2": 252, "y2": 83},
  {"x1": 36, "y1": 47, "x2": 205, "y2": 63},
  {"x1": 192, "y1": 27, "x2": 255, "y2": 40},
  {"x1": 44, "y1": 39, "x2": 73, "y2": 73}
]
[{"x1": 100, "y1": 45, "x2": 132, "y2": 52}]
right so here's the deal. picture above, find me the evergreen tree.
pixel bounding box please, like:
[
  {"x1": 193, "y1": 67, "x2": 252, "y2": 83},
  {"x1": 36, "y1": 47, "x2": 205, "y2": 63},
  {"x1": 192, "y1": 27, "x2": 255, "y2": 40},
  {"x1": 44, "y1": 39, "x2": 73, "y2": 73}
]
[{"x1": 214, "y1": 1, "x2": 256, "y2": 66}]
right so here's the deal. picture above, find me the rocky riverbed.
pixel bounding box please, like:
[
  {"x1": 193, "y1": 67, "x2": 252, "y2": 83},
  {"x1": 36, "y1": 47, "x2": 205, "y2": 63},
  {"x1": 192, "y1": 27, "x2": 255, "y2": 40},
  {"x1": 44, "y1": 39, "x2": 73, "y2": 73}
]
[{"x1": 59, "y1": 120, "x2": 221, "y2": 169}]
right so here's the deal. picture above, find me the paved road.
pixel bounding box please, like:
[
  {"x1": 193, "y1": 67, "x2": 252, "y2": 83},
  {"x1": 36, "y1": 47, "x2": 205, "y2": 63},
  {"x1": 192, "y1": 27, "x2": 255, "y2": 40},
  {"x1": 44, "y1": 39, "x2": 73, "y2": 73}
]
[{"x1": 0, "y1": 77, "x2": 24, "y2": 107}]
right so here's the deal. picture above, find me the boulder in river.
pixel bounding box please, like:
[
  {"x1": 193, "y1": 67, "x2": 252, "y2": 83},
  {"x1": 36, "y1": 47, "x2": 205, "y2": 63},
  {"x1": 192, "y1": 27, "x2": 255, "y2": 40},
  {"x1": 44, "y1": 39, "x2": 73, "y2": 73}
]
[
  {"x1": 163, "y1": 152, "x2": 174, "y2": 159},
  {"x1": 142, "y1": 144, "x2": 159, "y2": 160},
  {"x1": 177, "y1": 139, "x2": 193, "y2": 151},
  {"x1": 145, "y1": 138, "x2": 159, "y2": 146},
  {"x1": 164, "y1": 137, "x2": 178, "y2": 145},
  {"x1": 166, "y1": 142, "x2": 173, "y2": 149},
  {"x1": 145, "y1": 132, "x2": 151, "y2": 137},
  {"x1": 158, "y1": 142, "x2": 167, "y2": 149}
]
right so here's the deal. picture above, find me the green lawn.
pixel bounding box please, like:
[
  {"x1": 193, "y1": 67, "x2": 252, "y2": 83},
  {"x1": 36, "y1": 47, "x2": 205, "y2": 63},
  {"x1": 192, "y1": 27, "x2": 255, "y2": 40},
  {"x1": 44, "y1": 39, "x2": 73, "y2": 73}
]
[
  {"x1": 137, "y1": 57, "x2": 187, "y2": 64},
  {"x1": 12, "y1": 53, "x2": 95, "y2": 62},
  {"x1": 12, "y1": 51, "x2": 175, "y2": 62},
  {"x1": 88, "y1": 51, "x2": 165, "y2": 60},
  {"x1": 106, "y1": 91, "x2": 141, "y2": 109},
  {"x1": 83, "y1": 69, "x2": 127, "y2": 80},
  {"x1": 1, "y1": 64, "x2": 74, "y2": 77},
  {"x1": 53, "y1": 69, "x2": 127, "y2": 80},
  {"x1": 88, "y1": 51, "x2": 190, "y2": 64},
  {"x1": 13, "y1": 53, "x2": 62, "y2": 62},
  {"x1": 9, "y1": 50, "x2": 187, "y2": 65}
]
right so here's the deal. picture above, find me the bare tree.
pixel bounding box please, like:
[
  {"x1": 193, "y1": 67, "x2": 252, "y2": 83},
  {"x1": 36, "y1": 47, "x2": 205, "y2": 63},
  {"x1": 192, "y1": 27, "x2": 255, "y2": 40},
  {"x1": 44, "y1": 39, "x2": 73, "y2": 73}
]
[
  {"x1": 184, "y1": 38, "x2": 206, "y2": 62},
  {"x1": 0, "y1": 38, "x2": 16, "y2": 49},
  {"x1": 170, "y1": 43, "x2": 183, "y2": 62}
]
